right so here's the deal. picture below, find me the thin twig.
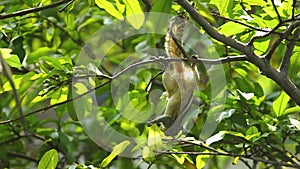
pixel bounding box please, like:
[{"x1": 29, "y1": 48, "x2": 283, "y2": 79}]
[
  {"x1": 0, "y1": 56, "x2": 247, "y2": 125},
  {"x1": 211, "y1": 12, "x2": 268, "y2": 33},
  {"x1": 279, "y1": 28, "x2": 300, "y2": 74},
  {"x1": 176, "y1": 0, "x2": 252, "y2": 56},
  {"x1": 0, "y1": 53, "x2": 28, "y2": 133},
  {"x1": 40, "y1": 15, "x2": 84, "y2": 46},
  {"x1": 0, "y1": 76, "x2": 111, "y2": 125},
  {"x1": 0, "y1": 0, "x2": 70, "y2": 19},
  {"x1": 7, "y1": 152, "x2": 38, "y2": 163},
  {"x1": 142, "y1": 0, "x2": 152, "y2": 12},
  {"x1": 176, "y1": 0, "x2": 300, "y2": 106},
  {"x1": 146, "y1": 70, "x2": 164, "y2": 92},
  {"x1": 155, "y1": 150, "x2": 300, "y2": 168},
  {"x1": 59, "y1": 0, "x2": 75, "y2": 13},
  {"x1": 292, "y1": 0, "x2": 296, "y2": 19},
  {"x1": 271, "y1": 0, "x2": 282, "y2": 23},
  {"x1": 265, "y1": 21, "x2": 300, "y2": 60},
  {"x1": 248, "y1": 18, "x2": 300, "y2": 45}
]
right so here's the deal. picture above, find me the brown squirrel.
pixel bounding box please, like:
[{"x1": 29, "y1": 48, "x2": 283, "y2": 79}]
[{"x1": 147, "y1": 13, "x2": 199, "y2": 135}]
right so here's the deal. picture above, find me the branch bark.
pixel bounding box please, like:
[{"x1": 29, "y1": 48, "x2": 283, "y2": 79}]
[
  {"x1": 265, "y1": 21, "x2": 300, "y2": 60},
  {"x1": 176, "y1": 0, "x2": 300, "y2": 106},
  {"x1": 280, "y1": 28, "x2": 300, "y2": 74},
  {"x1": 0, "y1": 0, "x2": 70, "y2": 19}
]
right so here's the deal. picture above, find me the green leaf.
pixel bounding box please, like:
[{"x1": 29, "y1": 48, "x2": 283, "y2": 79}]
[
  {"x1": 39, "y1": 56, "x2": 64, "y2": 70},
  {"x1": 234, "y1": 77, "x2": 252, "y2": 93},
  {"x1": 95, "y1": 0, "x2": 124, "y2": 20},
  {"x1": 9, "y1": 36, "x2": 26, "y2": 63},
  {"x1": 245, "y1": 126, "x2": 261, "y2": 141},
  {"x1": 38, "y1": 149, "x2": 58, "y2": 169},
  {"x1": 220, "y1": 130, "x2": 245, "y2": 138},
  {"x1": 67, "y1": 84, "x2": 78, "y2": 121},
  {"x1": 0, "y1": 48, "x2": 22, "y2": 68},
  {"x1": 210, "y1": 0, "x2": 234, "y2": 17},
  {"x1": 123, "y1": 0, "x2": 145, "y2": 29},
  {"x1": 194, "y1": 0, "x2": 216, "y2": 24},
  {"x1": 142, "y1": 146, "x2": 156, "y2": 163},
  {"x1": 272, "y1": 91, "x2": 290, "y2": 117},
  {"x1": 50, "y1": 86, "x2": 68, "y2": 105},
  {"x1": 100, "y1": 140, "x2": 131, "y2": 167},
  {"x1": 27, "y1": 47, "x2": 56, "y2": 64},
  {"x1": 243, "y1": 0, "x2": 266, "y2": 6},
  {"x1": 219, "y1": 22, "x2": 248, "y2": 37},
  {"x1": 115, "y1": 0, "x2": 125, "y2": 14},
  {"x1": 46, "y1": 27, "x2": 55, "y2": 42},
  {"x1": 151, "y1": 0, "x2": 171, "y2": 13},
  {"x1": 283, "y1": 106, "x2": 300, "y2": 115},
  {"x1": 288, "y1": 49, "x2": 300, "y2": 78}
]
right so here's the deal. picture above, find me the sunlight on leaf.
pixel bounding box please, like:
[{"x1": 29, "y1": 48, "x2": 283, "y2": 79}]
[
  {"x1": 210, "y1": 0, "x2": 233, "y2": 17},
  {"x1": 0, "y1": 48, "x2": 22, "y2": 68},
  {"x1": 219, "y1": 22, "x2": 248, "y2": 37},
  {"x1": 101, "y1": 140, "x2": 131, "y2": 167},
  {"x1": 272, "y1": 91, "x2": 290, "y2": 117},
  {"x1": 196, "y1": 151, "x2": 210, "y2": 169},
  {"x1": 38, "y1": 149, "x2": 58, "y2": 169},
  {"x1": 123, "y1": 0, "x2": 145, "y2": 29},
  {"x1": 95, "y1": 0, "x2": 124, "y2": 20}
]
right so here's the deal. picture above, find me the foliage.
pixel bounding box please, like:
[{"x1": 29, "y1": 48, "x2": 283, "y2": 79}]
[{"x1": 0, "y1": 0, "x2": 299, "y2": 169}]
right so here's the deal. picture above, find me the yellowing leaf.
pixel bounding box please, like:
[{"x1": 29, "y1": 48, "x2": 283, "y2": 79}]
[{"x1": 123, "y1": 0, "x2": 145, "y2": 29}]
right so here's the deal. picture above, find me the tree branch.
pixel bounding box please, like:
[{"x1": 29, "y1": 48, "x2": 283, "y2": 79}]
[
  {"x1": 59, "y1": 0, "x2": 76, "y2": 13},
  {"x1": 271, "y1": 0, "x2": 282, "y2": 23},
  {"x1": 176, "y1": 0, "x2": 253, "y2": 58},
  {"x1": 0, "y1": 52, "x2": 28, "y2": 133},
  {"x1": 7, "y1": 152, "x2": 38, "y2": 163},
  {"x1": 159, "y1": 138, "x2": 300, "y2": 168},
  {"x1": 177, "y1": 0, "x2": 300, "y2": 106},
  {"x1": 155, "y1": 150, "x2": 300, "y2": 168},
  {"x1": 279, "y1": 28, "x2": 300, "y2": 75},
  {"x1": 0, "y1": 0, "x2": 70, "y2": 19},
  {"x1": 211, "y1": 12, "x2": 270, "y2": 33},
  {"x1": 0, "y1": 56, "x2": 247, "y2": 125},
  {"x1": 248, "y1": 18, "x2": 300, "y2": 46},
  {"x1": 265, "y1": 21, "x2": 300, "y2": 60}
]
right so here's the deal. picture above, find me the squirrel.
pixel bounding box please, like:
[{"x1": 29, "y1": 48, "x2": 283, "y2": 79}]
[{"x1": 147, "y1": 13, "x2": 200, "y2": 135}]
